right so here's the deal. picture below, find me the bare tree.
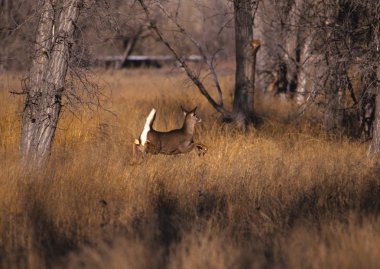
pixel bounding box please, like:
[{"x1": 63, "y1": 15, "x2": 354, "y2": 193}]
[
  {"x1": 370, "y1": 70, "x2": 380, "y2": 154},
  {"x1": 254, "y1": 0, "x2": 296, "y2": 95},
  {"x1": 0, "y1": 0, "x2": 36, "y2": 70},
  {"x1": 295, "y1": 32, "x2": 314, "y2": 105},
  {"x1": 137, "y1": 0, "x2": 263, "y2": 129},
  {"x1": 137, "y1": 0, "x2": 231, "y2": 118},
  {"x1": 254, "y1": 0, "x2": 379, "y2": 138},
  {"x1": 368, "y1": 4, "x2": 380, "y2": 154},
  {"x1": 116, "y1": 25, "x2": 145, "y2": 69},
  {"x1": 21, "y1": 0, "x2": 84, "y2": 164},
  {"x1": 233, "y1": 0, "x2": 260, "y2": 127},
  {"x1": 316, "y1": 1, "x2": 379, "y2": 135}
]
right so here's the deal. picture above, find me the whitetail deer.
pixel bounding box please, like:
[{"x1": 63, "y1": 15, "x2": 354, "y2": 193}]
[{"x1": 133, "y1": 106, "x2": 207, "y2": 161}]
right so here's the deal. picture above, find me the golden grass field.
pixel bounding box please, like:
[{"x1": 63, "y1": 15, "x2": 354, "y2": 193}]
[{"x1": 0, "y1": 69, "x2": 380, "y2": 269}]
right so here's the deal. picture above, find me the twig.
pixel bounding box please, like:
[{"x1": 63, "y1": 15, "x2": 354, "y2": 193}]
[
  {"x1": 9, "y1": 91, "x2": 27, "y2": 95},
  {"x1": 137, "y1": 0, "x2": 229, "y2": 118}
]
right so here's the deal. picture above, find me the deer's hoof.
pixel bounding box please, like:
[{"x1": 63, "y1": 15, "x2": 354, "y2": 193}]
[{"x1": 196, "y1": 144, "x2": 208, "y2": 156}]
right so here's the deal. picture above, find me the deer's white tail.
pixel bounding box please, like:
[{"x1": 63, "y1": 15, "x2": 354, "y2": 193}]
[{"x1": 139, "y1": 108, "x2": 156, "y2": 146}]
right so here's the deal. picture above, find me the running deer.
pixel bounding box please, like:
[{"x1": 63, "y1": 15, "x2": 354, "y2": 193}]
[{"x1": 133, "y1": 106, "x2": 207, "y2": 161}]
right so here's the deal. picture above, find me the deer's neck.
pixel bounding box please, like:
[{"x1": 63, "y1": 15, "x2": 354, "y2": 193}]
[{"x1": 182, "y1": 120, "x2": 195, "y2": 135}]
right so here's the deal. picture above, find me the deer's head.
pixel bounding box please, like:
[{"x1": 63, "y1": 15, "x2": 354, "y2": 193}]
[
  {"x1": 181, "y1": 106, "x2": 201, "y2": 133},
  {"x1": 182, "y1": 106, "x2": 201, "y2": 122}
]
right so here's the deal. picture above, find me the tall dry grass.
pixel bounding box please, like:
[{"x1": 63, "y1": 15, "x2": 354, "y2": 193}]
[{"x1": 0, "y1": 69, "x2": 379, "y2": 269}]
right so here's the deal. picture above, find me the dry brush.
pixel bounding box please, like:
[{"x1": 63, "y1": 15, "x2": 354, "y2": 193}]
[{"x1": 0, "y1": 70, "x2": 380, "y2": 269}]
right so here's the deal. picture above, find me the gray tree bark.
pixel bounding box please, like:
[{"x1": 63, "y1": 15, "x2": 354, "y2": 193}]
[
  {"x1": 285, "y1": 0, "x2": 301, "y2": 94},
  {"x1": 368, "y1": 67, "x2": 380, "y2": 154},
  {"x1": 296, "y1": 33, "x2": 314, "y2": 105},
  {"x1": 370, "y1": 94, "x2": 380, "y2": 154},
  {"x1": 21, "y1": 0, "x2": 83, "y2": 164},
  {"x1": 233, "y1": 0, "x2": 259, "y2": 128},
  {"x1": 368, "y1": 8, "x2": 380, "y2": 154}
]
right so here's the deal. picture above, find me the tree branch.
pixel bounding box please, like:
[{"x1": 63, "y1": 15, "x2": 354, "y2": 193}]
[
  {"x1": 137, "y1": 0, "x2": 229, "y2": 118},
  {"x1": 156, "y1": 2, "x2": 224, "y2": 109}
]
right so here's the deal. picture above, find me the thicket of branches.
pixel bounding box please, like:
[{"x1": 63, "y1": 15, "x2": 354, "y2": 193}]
[
  {"x1": 1, "y1": 0, "x2": 380, "y2": 157},
  {"x1": 255, "y1": 0, "x2": 379, "y2": 131},
  {"x1": 0, "y1": 0, "x2": 234, "y2": 71}
]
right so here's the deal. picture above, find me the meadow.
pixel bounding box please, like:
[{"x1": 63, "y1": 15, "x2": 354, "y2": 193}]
[{"x1": 0, "y1": 68, "x2": 379, "y2": 269}]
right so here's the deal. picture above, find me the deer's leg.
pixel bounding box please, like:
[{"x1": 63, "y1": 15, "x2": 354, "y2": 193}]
[
  {"x1": 176, "y1": 142, "x2": 196, "y2": 155},
  {"x1": 195, "y1": 143, "x2": 208, "y2": 156},
  {"x1": 178, "y1": 142, "x2": 207, "y2": 156},
  {"x1": 132, "y1": 139, "x2": 148, "y2": 164}
]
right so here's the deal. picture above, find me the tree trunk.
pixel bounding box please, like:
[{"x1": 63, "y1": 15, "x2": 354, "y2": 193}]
[
  {"x1": 296, "y1": 34, "x2": 313, "y2": 105},
  {"x1": 323, "y1": 61, "x2": 346, "y2": 131},
  {"x1": 21, "y1": 0, "x2": 83, "y2": 164},
  {"x1": 116, "y1": 26, "x2": 144, "y2": 69},
  {"x1": 233, "y1": 0, "x2": 258, "y2": 128},
  {"x1": 368, "y1": 11, "x2": 380, "y2": 154},
  {"x1": 285, "y1": 0, "x2": 302, "y2": 95},
  {"x1": 369, "y1": 66, "x2": 380, "y2": 154}
]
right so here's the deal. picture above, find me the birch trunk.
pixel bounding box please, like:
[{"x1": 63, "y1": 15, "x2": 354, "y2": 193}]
[
  {"x1": 296, "y1": 34, "x2": 313, "y2": 105},
  {"x1": 21, "y1": 0, "x2": 83, "y2": 164}
]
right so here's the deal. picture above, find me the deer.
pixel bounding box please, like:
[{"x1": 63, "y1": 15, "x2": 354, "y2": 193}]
[{"x1": 132, "y1": 106, "x2": 207, "y2": 162}]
